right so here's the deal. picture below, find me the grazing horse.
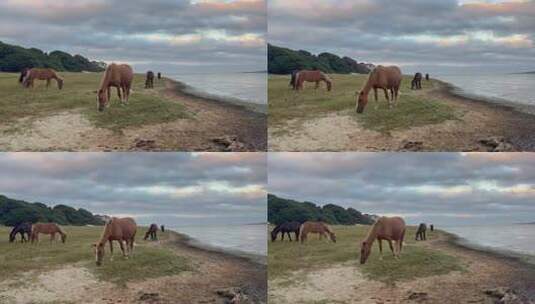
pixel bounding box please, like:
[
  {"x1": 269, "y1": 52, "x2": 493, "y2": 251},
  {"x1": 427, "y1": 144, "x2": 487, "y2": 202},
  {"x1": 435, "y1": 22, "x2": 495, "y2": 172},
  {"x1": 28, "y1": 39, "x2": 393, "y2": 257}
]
[
  {"x1": 144, "y1": 223, "x2": 158, "y2": 241},
  {"x1": 93, "y1": 217, "x2": 137, "y2": 266},
  {"x1": 415, "y1": 223, "x2": 427, "y2": 241},
  {"x1": 157, "y1": 72, "x2": 162, "y2": 80},
  {"x1": 161, "y1": 225, "x2": 165, "y2": 232},
  {"x1": 295, "y1": 70, "x2": 332, "y2": 92},
  {"x1": 145, "y1": 71, "x2": 154, "y2": 89},
  {"x1": 411, "y1": 72, "x2": 422, "y2": 90},
  {"x1": 23, "y1": 68, "x2": 64, "y2": 90},
  {"x1": 96, "y1": 63, "x2": 134, "y2": 112},
  {"x1": 31, "y1": 223, "x2": 67, "y2": 244},
  {"x1": 360, "y1": 217, "x2": 406, "y2": 264},
  {"x1": 271, "y1": 221, "x2": 301, "y2": 242},
  {"x1": 299, "y1": 221, "x2": 336, "y2": 243},
  {"x1": 289, "y1": 70, "x2": 299, "y2": 90},
  {"x1": 19, "y1": 68, "x2": 29, "y2": 84},
  {"x1": 9, "y1": 222, "x2": 32, "y2": 243},
  {"x1": 356, "y1": 65, "x2": 402, "y2": 113},
  {"x1": 430, "y1": 224, "x2": 434, "y2": 231}
]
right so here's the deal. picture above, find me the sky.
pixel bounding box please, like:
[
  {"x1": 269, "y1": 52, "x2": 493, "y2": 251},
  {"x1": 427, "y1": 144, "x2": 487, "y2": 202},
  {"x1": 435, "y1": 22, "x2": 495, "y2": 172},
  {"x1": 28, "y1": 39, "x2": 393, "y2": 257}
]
[
  {"x1": 0, "y1": 0, "x2": 266, "y2": 73},
  {"x1": 268, "y1": 0, "x2": 535, "y2": 74},
  {"x1": 0, "y1": 153, "x2": 267, "y2": 226},
  {"x1": 268, "y1": 153, "x2": 535, "y2": 226}
]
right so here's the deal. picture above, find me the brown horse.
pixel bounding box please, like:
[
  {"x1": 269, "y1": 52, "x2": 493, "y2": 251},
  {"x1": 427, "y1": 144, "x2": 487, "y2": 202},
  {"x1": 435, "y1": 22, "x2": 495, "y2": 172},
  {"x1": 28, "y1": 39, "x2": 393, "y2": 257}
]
[
  {"x1": 157, "y1": 72, "x2": 162, "y2": 80},
  {"x1": 415, "y1": 223, "x2": 427, "y2": 241},
  {"x1": 145, "y1": 71, "x2": 154, "y2": 89},
  {"x1": 144, "y1": 223, "x2": 158, "y2": 241},
  {"x1": 295, "y1": 70, "x2": 332, "y2": 92},
  {"x1": 23, "y1": 68, "x2": 64, "y2": 90},
  {"x1": 19, "y1": 68, "x2": 29, "y2": 84},
  {"x1": 360, "y1": 216, "x2": 405, "y2": 264},
  {"x1": 96, "y1": 63, "x2": 133, "y2": 112},
  {"x1": 93, "y1": 217, "x2": 137, "y2": 266},
  {"x1": 411, "y1": 72, "x2": 422, "y2": 90},
  {"x1": 356, "y1": 65, "x2": 402, "y2": 113},
  {"x1": 30, "y1": 223, "x2": 67, "y2": 244},
  {"x1": 299, "y1": 221, "x2": 336, "y2": 243},
  {"x1": 425, "y1": 73, "x2": 430, "y2": 81}
]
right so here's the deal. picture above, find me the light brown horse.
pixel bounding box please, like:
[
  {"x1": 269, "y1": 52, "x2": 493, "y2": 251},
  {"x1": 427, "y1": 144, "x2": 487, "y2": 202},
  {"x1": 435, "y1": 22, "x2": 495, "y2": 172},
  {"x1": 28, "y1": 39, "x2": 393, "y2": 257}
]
[
  {"x1": 144, "y1": 223, "x2": 158, "y2": 241},
  {"x1": 93, "y1": 217, "x2": 137, "y2": 266},
  {"x1": 356, "y1": 65, "x2": 402, "y2": 113},
  {"x1": 23, "y1": 68, "x2": 64, "y2": 90},
  {"x1": 30, "y1": 223, "x2": 67, "y2": 244},
  {"x1": 360, "y1": 216, "x2": 405, "y2": 264},
  {"x1": 295, "y1": 70, "x2": 332, "y2": 92},
  {"x1": 299, "y1": 221, "x2": 336, "y2": 243},
  {"x1": 96, "y1": 63, "x2": 133, "y2": 112}
]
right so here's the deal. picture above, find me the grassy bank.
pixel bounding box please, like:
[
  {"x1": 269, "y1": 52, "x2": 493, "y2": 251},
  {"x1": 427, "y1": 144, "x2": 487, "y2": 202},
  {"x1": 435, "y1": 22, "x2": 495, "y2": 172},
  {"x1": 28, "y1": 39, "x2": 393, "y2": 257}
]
[
  {"x1": 0, "y1": 226, "x2": 191, "y2": 286},
  {"x1": 0, "y1": 72, "x2": 188, "y2": 132},
  {"x1": 268, "y1": 74, "x2": 457, "y2": 134},
  {"x1": 268, "y1": 225, "x2": 464, "y2": 284}
]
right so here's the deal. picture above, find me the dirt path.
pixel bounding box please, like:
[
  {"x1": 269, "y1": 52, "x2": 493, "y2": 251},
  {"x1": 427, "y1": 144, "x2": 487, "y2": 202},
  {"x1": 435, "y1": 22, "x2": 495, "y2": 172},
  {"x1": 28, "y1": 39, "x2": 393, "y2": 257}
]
[
  {"x1": 0, "y1": 233, "x2": 266, "y2": 304},
  {"x1": 269, "y1": 234, "x2": 535, "y2": 304},
  {"x1": 0, "y1": 80, "x2": 267, "y2": 152},
  {"x1": 269, "y1": 81, "x2": 535, "y2": 152}
]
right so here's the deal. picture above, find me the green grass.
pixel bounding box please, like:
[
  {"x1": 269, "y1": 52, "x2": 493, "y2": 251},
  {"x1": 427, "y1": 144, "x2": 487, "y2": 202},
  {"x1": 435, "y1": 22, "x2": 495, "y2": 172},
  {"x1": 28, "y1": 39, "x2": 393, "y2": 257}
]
[
  {"x1": 268, "y1": 74, "x2": 457, "y2": 134},
  {"x1": 0, "y1": 226, "x2": 191, "y2": 286},
  {"x1": 268, "y1": 225, "x2": 464, "y2": 284},
  {"x1": 0, "y1": 72, "x2": 188, "y2": 132}
]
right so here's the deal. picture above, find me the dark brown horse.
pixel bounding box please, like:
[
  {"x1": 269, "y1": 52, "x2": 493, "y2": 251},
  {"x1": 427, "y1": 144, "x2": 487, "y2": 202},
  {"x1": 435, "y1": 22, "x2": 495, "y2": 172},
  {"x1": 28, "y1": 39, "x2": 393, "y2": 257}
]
[
  {"x1": 96, "y1": 63, "x2": 133, "y2": 112},
  {"x1": 157, "y1": 72, "x2": 162, "y2": 80},
  {"x1": 425, "y1": 73, "x2": 430, "y2": 81},
  {"x1": 93, "y1": 217, "x2": 137, "y2": 266},
  {"x1": 411, "y1": 72, "x2": 422, "y2": 90},
  {"x1": 19, "y1": 68, "x2": 29, "y2": 84},
  {"x1": 145, "y1": 71, "x2": 154, "y2": 89},
  {"x1": 430, "y1": 224, "x2": 434, "y2": 231},
  {"x1": 360, "y1": 217, "x2": 405, "y2": 264},
  {"x1": 295, "y1": 70, "x2": 332, "y2": 92},
  {"x1": 31, "y1": 223, "x2": 67, "y2": 244},
  {"x1": 144, "y1": 223, "x2": 158, "y2": 241},
  {"x1": 23, "y1": 68, "x2": 64, "y2": 90},
  {"x1": 271, "y1": 221, "x2": 301, "y2": 242},
  {"x1": 289, "y1": 70, "x2": 299, "y2": 90},
  {"x1": 415, "y1": 223, "x2": 427, "y2": 241},
  {"x1": 299, "y1": 221, "x2": 336, "y2": 243},
  {"x1": 9, "y1": 222, "x2": 32, "y2": 243},
  {"x1": 356, "y1": 65, "x2": 402, "y2": 113}
]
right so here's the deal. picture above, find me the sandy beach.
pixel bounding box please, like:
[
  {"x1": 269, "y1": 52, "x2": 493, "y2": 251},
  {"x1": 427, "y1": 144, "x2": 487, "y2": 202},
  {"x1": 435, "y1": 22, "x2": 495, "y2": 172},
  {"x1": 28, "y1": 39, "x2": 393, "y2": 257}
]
[
  {"x1": 268, "y1": 227, "x2": 535, "y2": 304},
  {"x1": 0, "y1": 228, "x2": 266, "y2": 304},
  {"x1": 0, "y1": 73, "x2": 266, "y2": 152},
  {"x1": 268, "y1": 74, "x2": 535, "y2": 152}
]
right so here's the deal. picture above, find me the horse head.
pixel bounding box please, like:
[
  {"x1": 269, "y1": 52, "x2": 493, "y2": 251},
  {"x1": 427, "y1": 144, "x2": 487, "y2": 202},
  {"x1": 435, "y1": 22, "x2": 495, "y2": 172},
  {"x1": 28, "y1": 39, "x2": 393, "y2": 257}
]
[
  {"x1": 93, "y1": 242, "x2": 105, "y2": 266},
  {"x1": 360, "y1": 241, "x2": 371, "y2": 264},
  {"x1": 96, "y1": 89, "x2": 108, "y2": 112},
  {"x1": 9, "y1": 233, "x2": 15, "y2": 243},
  {"x1": 329, "y1": 232, "x2": 336, "y2": 243},
  {"x1": 356, "y1": 91, "x2": 368, "y2": 114},
  {"x1": 270, "y1": 230, "x2": 278, "y2": 242},
  {"x1": 326, "y1": 80, "x2": 332, "y2": 92},
  {"x1": 61, "y1": 233, "x2": 67, "y2": 243},
  {"x1": 57, "y1": 78, "x2": 64, "y2": 90}
]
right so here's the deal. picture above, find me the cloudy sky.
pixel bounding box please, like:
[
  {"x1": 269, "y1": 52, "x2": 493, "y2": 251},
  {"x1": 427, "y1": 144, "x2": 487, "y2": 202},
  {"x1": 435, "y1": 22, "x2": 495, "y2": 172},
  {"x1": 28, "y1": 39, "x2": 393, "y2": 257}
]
[
  {"x1": 0, "y1": 153, "x2": 266, "y2": 226},
  {"x1": 0, "y1": 0, "x2": 266, "y2": 72},
  {"x1": 269, "y1": 0, "x2": 535, "y2": 74},
  {"x1": 269, "y1": 153, "x2": 535, "y2": 226}
]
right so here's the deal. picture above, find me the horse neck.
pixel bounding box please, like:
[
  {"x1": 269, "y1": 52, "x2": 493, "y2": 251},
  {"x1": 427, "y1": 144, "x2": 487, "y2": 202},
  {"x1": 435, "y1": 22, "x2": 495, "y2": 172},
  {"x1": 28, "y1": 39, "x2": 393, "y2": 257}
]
[
  {"x1": 98, "y1": 223, "x2": 112, "y2": 245},
  {"x1": 362, "y1": 78, "x2": 374, "y2": 95},
  {"x1": 99, "y1": 68, "x2": 112, "y2": 90},
  {"x1": 364, "y1": 221, "x2": 380, "y2": 244}
]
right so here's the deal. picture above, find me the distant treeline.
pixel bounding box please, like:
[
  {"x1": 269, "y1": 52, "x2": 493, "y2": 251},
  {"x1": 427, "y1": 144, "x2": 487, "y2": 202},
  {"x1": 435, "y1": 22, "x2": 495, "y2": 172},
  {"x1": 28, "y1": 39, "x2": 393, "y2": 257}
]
[
  {"x1": 0, "y1": 41, "x2": 106, "y2": 73},
  {"x1": 268, "y1": 194, "x2": 377, "y2": 226},
  {"x1": 0, "y1": 195, "x2": 105, "y2": 226},
  {"x1": 268, "y1": 44, "x2": 373, "y2": 75}
]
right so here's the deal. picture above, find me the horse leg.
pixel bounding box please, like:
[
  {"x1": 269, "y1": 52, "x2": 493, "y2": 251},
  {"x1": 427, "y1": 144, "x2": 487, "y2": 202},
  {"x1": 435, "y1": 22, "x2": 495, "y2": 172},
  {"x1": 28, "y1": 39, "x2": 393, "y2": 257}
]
[
  {"x1": 125, "y1": 85, "x2": 131, "y2": 104},
  {"x1": 50, "y1": 233, "x2": 55, "y2": 243},
  {"x1": 378, "y1": 239, "x2": 383, "y2": 260},
  {"x1": 116, "y1": 87, "x2": 122, "y2": 103},
  {"x1": 287, "y1": 232, "x2": 292, "y2": 242},
  {"x1": 129, "y1": 239, "x2": 134, "y2": 257},
  {"x1": 388, "y1": 240, "x2": 395, "y2": 257},
  {"x1": 374, "y1": 88, "x2": 379, "y2": 110},
  {"x1": 109, "y1": 240, "x2": 114, "y2": 261},
  {"x1": 119, "y1": 240, "x2": 127, "y2": 258},
  {"x1": 46, "y1": 79, "x2": 51, "y2": 88},
  {"x1": 281, "y1": 233, "x2": 285, "y2": 241}
]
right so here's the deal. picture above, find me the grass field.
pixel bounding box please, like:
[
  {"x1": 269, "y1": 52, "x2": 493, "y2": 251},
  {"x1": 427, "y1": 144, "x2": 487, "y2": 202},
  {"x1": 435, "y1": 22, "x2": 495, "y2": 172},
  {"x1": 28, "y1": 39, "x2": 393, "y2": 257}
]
[
  {"x1": 0, "y1": 226, "x2": 191, "y2": 286},
  {"x1": 268, "y1": 225, "x2": 464, "y2": 284},
  {"x1": 0, "y1": 72, "x2": 188, "y2": 132},
  {"x1": 268, "y1": 74, "x2": 458, "y2": 134}
]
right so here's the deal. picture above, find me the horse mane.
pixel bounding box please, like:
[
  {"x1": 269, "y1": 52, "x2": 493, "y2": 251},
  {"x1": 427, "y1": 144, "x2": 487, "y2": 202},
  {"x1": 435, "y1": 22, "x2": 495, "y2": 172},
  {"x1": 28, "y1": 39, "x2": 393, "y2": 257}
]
[
  {"x1": 272, "y1": 223, "x2": 283, "y2": 234},
  {"x1": 98, "y1": 219, "x2": 114, "y2": 245},
  {"x1": 363, "y1": 218, "x2": 382, "y2": 244},
  {"x1": 99, "y1": 64, "x2": 113, "y2": 91}
]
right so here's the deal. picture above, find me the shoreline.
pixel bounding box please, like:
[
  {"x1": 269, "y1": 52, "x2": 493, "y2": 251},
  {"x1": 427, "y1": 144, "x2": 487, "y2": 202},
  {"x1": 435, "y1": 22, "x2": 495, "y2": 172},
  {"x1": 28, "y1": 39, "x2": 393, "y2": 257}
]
[{"x1": 169, "y1": 77, "x2": 267, "y2": 115}]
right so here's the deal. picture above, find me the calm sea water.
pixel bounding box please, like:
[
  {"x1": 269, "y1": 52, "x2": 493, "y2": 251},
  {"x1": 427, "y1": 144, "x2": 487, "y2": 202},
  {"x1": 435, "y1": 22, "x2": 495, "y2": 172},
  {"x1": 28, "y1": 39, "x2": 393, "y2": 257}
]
[
  {"x1": 444, "y1": 224, "x2": 535, "y2": 258},
  {"x1": 167, "y1": 72, "x2": 267, "y2": 105},
  {"x1": 438, "y1": 73, "x2": 535, "y2": 111},
  {"x1": 169, "y1": 224, "x2": 267, "y2": 257}
]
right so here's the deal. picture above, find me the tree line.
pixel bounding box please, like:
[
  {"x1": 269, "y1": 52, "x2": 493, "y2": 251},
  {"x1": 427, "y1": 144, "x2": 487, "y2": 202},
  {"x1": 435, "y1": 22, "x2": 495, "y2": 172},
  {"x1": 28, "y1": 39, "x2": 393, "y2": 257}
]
[
  {"x1": 268, "y1": 44, "x2": 373, "y2": 75},
  {"x1": 0, "y1": 194, "x2": 105, "y2": 226},
  {"x1": 268, "y1": 194, "x2": 377, "y2": 226},
  {"x1": 0, "y1": 41, "x2": 106, "y2": 73}
]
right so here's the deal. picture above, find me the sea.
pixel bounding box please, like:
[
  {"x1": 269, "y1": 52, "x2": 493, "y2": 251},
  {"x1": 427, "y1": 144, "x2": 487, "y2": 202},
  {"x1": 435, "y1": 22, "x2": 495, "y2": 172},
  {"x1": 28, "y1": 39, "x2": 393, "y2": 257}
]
[
  {"x1": 167, "y1": 71, "x2": 267, "y2": 106},
  {"x1": 437, "y1": 73, "x2": 535, "y2": 113},
  {"x1": 443, "y1": 224, "x2": 535, "y2": 263},
  {"x1": 168, "y1": 223, "x2": 267, "y2": 259}
]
